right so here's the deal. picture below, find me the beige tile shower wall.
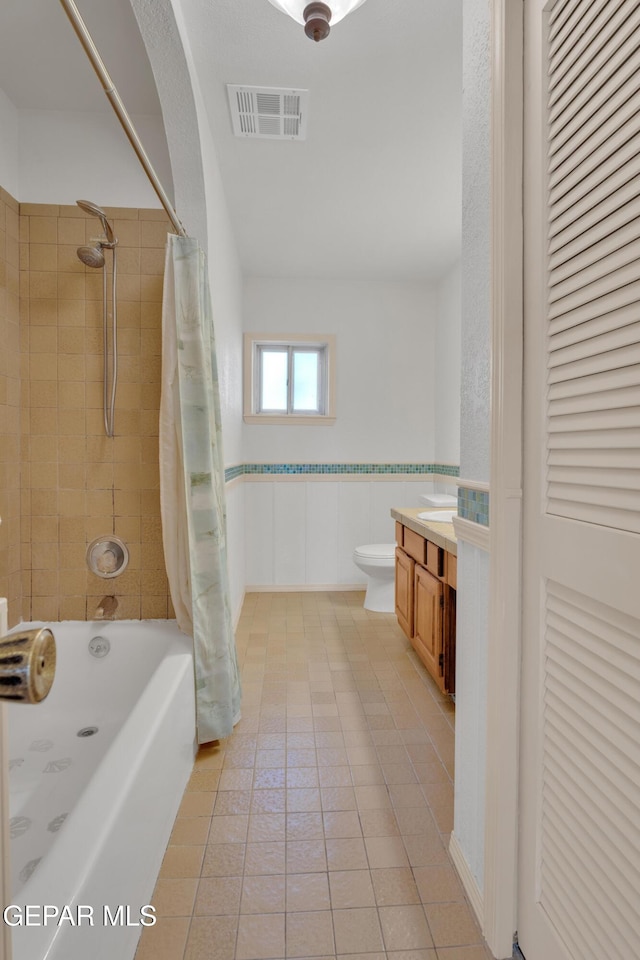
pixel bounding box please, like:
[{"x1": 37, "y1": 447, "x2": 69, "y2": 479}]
[
  {"x1": 19, "y1": 203, "x2": 172, "y2": 622},
  {"x1": 0, "y1": 188, "x2": 22, "y2": 627}
]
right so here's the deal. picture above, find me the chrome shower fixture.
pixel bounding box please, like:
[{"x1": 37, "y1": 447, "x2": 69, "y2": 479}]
[
  {"x1": 77, "y1": 243, "x2": 105, "y2": 268},
  {"x1": 76, "y1": 199, "x2": 119, "y2": 437},
  {"x1": 76, "y1": 198, "x2": 116, "y2": 245}
]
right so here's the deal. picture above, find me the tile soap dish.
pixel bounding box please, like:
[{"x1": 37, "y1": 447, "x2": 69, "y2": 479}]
[{"x1": 86, "y1": 536, "x2": 129, "y2": 579}]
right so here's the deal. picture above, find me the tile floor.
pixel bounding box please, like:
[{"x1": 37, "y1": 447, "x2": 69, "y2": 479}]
[{"x1": 135, "y1": 591, "x2": 492, "y2": 960}]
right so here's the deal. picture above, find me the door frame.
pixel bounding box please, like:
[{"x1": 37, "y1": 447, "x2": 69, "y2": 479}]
[
  {"x1": 1, "y1": 598, "x2": 12, "y2": 959},
  {"x1": 483, "y1": 0, "x2": 524, "y2": 956},
  {"x1": 1, "y1": 704, "x2": 11, "y2": 960}
]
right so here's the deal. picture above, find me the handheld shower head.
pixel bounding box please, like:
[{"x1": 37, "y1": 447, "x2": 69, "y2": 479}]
[
  {"x1": 76, "y1": 199, "x2": 115, "y2": 245},
  {"x1": 77, "y1": 243, "x2": 105, "y2": 268}
]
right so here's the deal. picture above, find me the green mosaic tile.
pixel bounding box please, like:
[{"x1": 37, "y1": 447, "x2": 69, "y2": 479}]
[
  {"x1": 457, "y1": 487, "x2": 490, "y2": 526},
  {"x1": 225, "y1": 463, "x2": 460, "y2": 481}
]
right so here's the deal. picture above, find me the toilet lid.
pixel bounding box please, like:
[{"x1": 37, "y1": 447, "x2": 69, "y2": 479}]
[{"x1": 354, "y1": 543, "x2": 396, "y2": 560}]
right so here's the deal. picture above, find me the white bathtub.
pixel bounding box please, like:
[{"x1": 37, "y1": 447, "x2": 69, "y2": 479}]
[{"x1": 7, "y1": 619, "x2": 196, "y2": 960}]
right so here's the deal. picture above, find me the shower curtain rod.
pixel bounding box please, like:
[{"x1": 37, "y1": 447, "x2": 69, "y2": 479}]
[{"x1": 58, "y1": 0, "x2": 188, "y2": 238}]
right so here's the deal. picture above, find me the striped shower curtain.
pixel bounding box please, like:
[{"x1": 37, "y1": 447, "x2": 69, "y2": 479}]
[{"x1": 159, "y1": 235, "x2": 241, "y2": 743}]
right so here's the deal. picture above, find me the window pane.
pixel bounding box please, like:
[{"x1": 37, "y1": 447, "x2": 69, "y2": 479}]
[
  {"x1": 293, "y1": 350, "x2": 320, "y2": 412},
  {"x1": 261, "y1": 350, "x2": 288, "y2": 410}
]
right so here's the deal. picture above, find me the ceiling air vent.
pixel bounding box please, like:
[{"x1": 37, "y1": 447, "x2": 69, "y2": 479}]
[{"x1": 227, "y1": 85, "x2": 308, "y2": 141}]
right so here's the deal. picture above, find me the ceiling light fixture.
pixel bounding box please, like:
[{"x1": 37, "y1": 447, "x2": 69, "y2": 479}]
[{"x1": 265, "y1": 0, "x2": 368, "y2": 42}]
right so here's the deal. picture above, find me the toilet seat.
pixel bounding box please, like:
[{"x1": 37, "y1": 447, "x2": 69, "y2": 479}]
[{"x1": 353, "y1": 543, "x2": 396, "y2": 561}]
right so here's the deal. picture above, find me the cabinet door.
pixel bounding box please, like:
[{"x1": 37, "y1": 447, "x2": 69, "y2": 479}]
[
  {"x1": 395, "y1": 547, "x2": 414, "y2": 639},
  {"x1": 413, "y1": 564, "x2": 443, "y2": 689}
]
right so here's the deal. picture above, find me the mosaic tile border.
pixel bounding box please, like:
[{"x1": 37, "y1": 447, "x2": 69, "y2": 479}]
[
  {"x1": 458, "y1": 487, "x2": 490, "y2": 526},
  {"x1": 224, "y1": 463, "x2": 460, "y2": 482}
]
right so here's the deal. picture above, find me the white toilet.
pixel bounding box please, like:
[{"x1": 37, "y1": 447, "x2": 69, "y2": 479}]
[{"x1": 353, "y1": 543, "x2": 397, "y2": 613}]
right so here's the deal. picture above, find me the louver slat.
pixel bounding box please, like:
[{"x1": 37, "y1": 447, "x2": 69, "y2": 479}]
[
  {"x1": 549, "y1": 321, "x2": 640, "y2": 364},
  {"x1": 547, "y1": 426, "x2": 640, "y2": 449},
  {"x1": 549, "y1": 304, "x2": 640, "y2": 349},
  {"x1": 549, "y1": 193, "x2": 640, "y2": 268},
  {"x1": 547, "y1": 260, "x2": 639, "y2": 318},
  {"x1": 549, "y1": 0, "x2": 630, "y2": 92},
  {"x1": 548, "y1": 0, "x2": 609, "y2": 58},
  {"x1": 549, "y1": 104, "x2": 640, "y2": 194},
  {"x1": 548, "y1": 85, "x2": 640, "y2": 178},
  {"x1": 549, "y1": 0, "x2": 584, "y2": 31},
  {"x1": 542, "y1": 831, "x2": 633, "y2": 960},
  {"x1": 549, "y1": 0, "x2": 637, "y2": 111},
  {"x1": 549, "y1": 49, "x2": 640, "y2": 159},
  {"x1": 547, "y1": 286, "x2": 640, "y2": 336},
  {"x1": 548, "y1": 384, "x2": 640, "y2": 417},
  {"x1": 539, "y1": 583, "x2": 640, "y2": 960},
  {"x1": 546, "y1": 0, "x2": 640, "y2": 534},
  {"x1": 549, "y1": 348, "x2": 640, "y2": 386},
  {"x1": 550, "y1": 126, "x2": 640, "y2": 228},
  {"x1": 549, "y1": 235, "x2": 640, "y2": 301},
  {"x1": 547, "y1": 482, "x2": 640, "y2": 514},
  {"x1": 544, "y1": 814, "x2": 636, "y2": 956},
  {"x1": 549, "y1": 8, "x2": 640, "y2": 121},
  {"x1": 548, "y1": 447, "x2": 640, "y2": 468},
  {"x1": 547, "y1": 500, "x2": 640, "y2": 531}
]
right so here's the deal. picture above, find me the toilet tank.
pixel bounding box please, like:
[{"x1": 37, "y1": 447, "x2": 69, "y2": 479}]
[{"x1": 420, "y1": 493, "x2": 457, "y2": 507}]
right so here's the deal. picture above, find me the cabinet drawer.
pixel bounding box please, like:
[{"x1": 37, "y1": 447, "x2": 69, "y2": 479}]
[
  {"x1": 402, "y1": 527, "x2": 427, "y2": 565},
  {"x1": 395, "y1": 521, "x2": 404, "y2": 547},
  {"x1": 426, "y1": 540, "x2": 444, "y2": 578}
]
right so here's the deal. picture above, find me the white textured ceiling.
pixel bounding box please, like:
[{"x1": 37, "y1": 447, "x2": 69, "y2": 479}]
[{"x1": 0, "y1": 0, "x2": 462, "y2": 281}]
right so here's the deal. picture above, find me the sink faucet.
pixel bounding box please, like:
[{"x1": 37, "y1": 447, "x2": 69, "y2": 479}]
[{"x1": 95, "y1": 596, "x2": 118, "y2": 620}]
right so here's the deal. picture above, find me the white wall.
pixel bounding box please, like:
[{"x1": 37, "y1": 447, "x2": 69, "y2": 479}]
[
  {"x1": 460, "y1": 0, "x2": 492, "y2": 484},
  {"x1": 185, "y1": 26, "x2": 245, "y2": 612},
  {"x1": 0, "y1": 79, "x2": 173, "y2": 209},
  {"x1": 434, "y1": 260, "x2": 461, "y2": 466},
  {"x1": 453, "y1": 0, "x2": 492, "y2": 900},
  {"x1": 240, "y1": 277, "x2": 444, "y2": 589},
  {"x1": 0, "y1": 88, "x2": 19, "y2": 199},
  {"x1": 147, "y1": 0, "x2": 245, "y2": 601},
  {"x1": 243, "y1": 278, "x2": 437, "y2": 464},
  {"x1": 196, "y1": 98, "x2": 244, "y2": 471},
  {"x1": 17, "y1": 108, "x2": 172, "y2": 209}
]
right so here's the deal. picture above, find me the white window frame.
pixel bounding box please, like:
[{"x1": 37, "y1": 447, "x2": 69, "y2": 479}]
[{"x1": 244, "y1": 333, "x2": 336, "y2": 425}]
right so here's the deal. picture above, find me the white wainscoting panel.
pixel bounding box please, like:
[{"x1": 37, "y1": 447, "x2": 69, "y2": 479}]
[
  {"x1": 274, "y1": 482, "x2": 307, "y2": 584},
  {"x1": 306, "y1": 482, "x2": 340, "y2": 584},
  {"x1": 243, "y1": 478, "x2": 443, "y2": 589},
  {"x1": 245, "y1": 482, "x2": 274, "y2": 585},
  {"x1": 337, "y1": 482, "x2": 372, "y2": 584},
  {"x1": 454, "y1": 540, "x2": 489, "y2": 893}
]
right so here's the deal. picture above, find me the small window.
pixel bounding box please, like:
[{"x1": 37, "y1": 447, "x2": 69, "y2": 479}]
[{"x1": 244, "y1": 334, "x2": 336, "y2": 425}]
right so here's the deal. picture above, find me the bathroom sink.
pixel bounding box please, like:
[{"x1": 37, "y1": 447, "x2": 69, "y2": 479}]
[{"x1": 417, "y1": 509, "x2": 457, "y2": 523}]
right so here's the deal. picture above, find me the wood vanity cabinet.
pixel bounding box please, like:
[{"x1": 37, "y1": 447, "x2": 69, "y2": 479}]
[{"x1": 394, "y1": 521, "x2": 456, "y2": 695}]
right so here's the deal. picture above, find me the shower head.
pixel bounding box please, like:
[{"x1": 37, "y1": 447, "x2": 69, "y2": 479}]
[
  {"x1": 77, "y1": 244, "x2": 105, "y2": 268},
  {"x1": 76, "y1": 199, "x2": 115, "y2": 245},
  {"x1": 77, "y1": 243, "x2": 105, "y2": 268}
]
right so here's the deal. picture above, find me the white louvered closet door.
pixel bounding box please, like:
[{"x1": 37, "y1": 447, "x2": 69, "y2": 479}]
[{"x1": 519, "y1": 1, "x2": 640, "y2": 959}]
